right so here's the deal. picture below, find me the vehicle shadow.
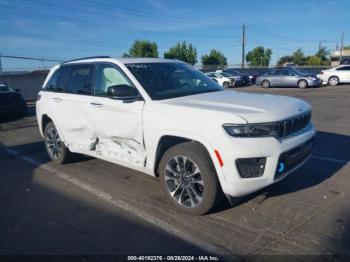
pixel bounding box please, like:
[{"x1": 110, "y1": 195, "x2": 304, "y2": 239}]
[
  {"x1": 213, "y1": 130, "x2": 350, "y2": 213},
  {"x1": 0, "y1": 141, "x2": 207, "y2": 256}
]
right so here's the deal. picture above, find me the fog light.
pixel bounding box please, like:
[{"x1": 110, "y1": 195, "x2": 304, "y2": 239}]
[
  {"x1": 236, "y1": 157, "x2": 266, "y2": 178},
  {"x1": 278, "y1": 162, "x2": 285, "y2": 173}
]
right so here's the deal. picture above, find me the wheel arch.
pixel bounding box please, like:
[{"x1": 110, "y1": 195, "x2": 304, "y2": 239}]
[
  {"x1": 297, "y1": 78, "x2": 308, "y2": 87},
  {"x1": 39, "y1": 114, "x2": 66, "y2": 143},
  {"x1": 41, "y1": 114, "x2": 52, "y2": 135},
  {"x1": 152, "y1": 134, "x2": 221, "y2": 178},
  {"x1": 328, "y1": 75, "x2": 340, "y2": 83}
]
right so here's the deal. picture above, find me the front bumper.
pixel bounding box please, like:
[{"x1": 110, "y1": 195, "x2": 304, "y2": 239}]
[
  {"x1": 307, "y1": 79, "x2": 321, "y2": 87},
  {"x1": 214, "y1": 124, "x2": 316, "y2": 197},
  {"x1": 235, "y1": 78, "x2": 250, "y2": 86}
]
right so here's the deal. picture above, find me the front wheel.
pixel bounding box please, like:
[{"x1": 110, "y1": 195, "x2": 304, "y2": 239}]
[
  {"x1": 261, "y1": 80, "x2": 271, "y2": 88},
  {"x1": 297, "y1": 79, "x2": 308, "y2": 89},
  {"x1": 44, "y1": 122, "x2": 73, "y2": 164},
  {"x1": 158, "y1": 142, "x2": 221, "y2": 215}
]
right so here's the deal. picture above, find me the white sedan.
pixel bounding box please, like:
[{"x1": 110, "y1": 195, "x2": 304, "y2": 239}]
[
  {"x1": 205, "y1": 72, "x2": 235, "y2": 87},
  {"x1": 318, "y1": 65, "x2": 350, "y2": 86}
]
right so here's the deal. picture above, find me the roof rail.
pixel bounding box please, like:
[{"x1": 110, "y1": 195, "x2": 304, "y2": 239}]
[{"x1": 61, "y1": 56, "x2": 111, "y2": 64}]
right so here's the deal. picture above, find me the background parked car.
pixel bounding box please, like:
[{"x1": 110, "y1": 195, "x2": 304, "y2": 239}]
[
  {"x1": 0, "y1": 83, "x2": 27, "y2": 117},
  {"x1": 255, "y1": 67, "x2": 321, "y2": 88},
  {"x1": 221, "y1": 69, "x2": 250, "y2": 86},
  {"x1": 205, "y1": 72, "x2": 235, "y2": 87},
  {"x1": 318, "y1": 65, "x2": 350, "y2": 86}
]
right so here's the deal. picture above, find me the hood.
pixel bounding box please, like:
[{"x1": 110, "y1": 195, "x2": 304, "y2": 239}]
[{"x1": 160, "y1": 90, "x2": 311, "y2": 123}]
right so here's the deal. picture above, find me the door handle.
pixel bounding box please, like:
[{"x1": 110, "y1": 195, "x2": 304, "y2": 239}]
[
  {"x1": 52, "y1": 97, "x2": 63, "y2": 102},
  {"x1": 90, "y1": 102, "x2": 103, "y2": 107}
]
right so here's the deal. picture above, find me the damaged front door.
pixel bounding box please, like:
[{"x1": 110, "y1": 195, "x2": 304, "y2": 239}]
[{"x1": 86, "y1": 63, "x2": 146, "y2": 166}]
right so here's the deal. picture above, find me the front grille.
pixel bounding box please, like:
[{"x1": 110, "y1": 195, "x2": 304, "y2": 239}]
[
  {"x1": 277, "y1": 111, "x2": 311, "y2": 139},
  {"x1": 236, "y1": 157, "x2": 266, "y2": 178},
  {"x1": 275, "y1": 138, "x2": 314, "y2": 179}
]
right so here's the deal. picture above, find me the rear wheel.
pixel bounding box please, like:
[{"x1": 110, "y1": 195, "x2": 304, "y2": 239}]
[
  {"x1": 44, "y1": 122, "x2": 72, "y2": 164},
  {"x1": 158, "y1": 142, "x2": 221, "y2": 215},
  {"x1": 297, "y1": 79, "x2": 308, "y2": 89},
  {"x1": 261, "y1": 80, "x2": 270, "y2": 88},
  {"x1": 328, "y1": 76, "x2": 339, "y2": 86}
]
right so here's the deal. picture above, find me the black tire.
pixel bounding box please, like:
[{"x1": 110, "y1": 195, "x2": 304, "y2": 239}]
[
  {"x1": 261, "y1": 80, "x2": 270, "y2": 88},
  {"x1": 297, "y1": 79, "x2": 308, "y2": 89},
  {"x1": 44, "y1": 122, "x2": 73, "y2": 164},
  {"x1": 223, "y1": 81, "x2": 229, "y2": 88},
  {"x1": 328, "y1": 76, "x2": 339, "y2": 86},
  {"x1": 158, "y1": 142, "x2": 222, "y2": 215}
]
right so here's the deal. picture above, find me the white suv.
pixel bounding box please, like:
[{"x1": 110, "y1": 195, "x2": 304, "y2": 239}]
[{"x1": 36, "y1": 57, "x2": 316, "y2": 215}]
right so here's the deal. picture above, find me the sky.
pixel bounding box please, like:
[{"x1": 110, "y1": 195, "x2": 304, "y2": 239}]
[{"x1": 0, "y1": 0, "x2": 349, "y2": 71}]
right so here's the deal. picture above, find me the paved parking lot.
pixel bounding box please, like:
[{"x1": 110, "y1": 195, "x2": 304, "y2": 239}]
[{"x1": 1, "y1": 85, "x2": 350, "y2": 260}]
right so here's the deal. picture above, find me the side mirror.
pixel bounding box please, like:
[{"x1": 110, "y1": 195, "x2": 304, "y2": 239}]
[{"x1": 107, "y1": 85, "x2": 140, "y2": 100}]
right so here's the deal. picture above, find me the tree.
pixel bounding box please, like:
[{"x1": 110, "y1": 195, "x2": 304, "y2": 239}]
[
  {"x1": 245, "y1": 46, "x2": 272, "y2": 67},
  {"x1": 306, "y1": 55, "x2": 322, "y2": 66},
  {"x1": 315, "y1": 47, "x2": 330, "y2": 65},
  {"x1": 291, "y1": 49, "x2": 306, "y2": 65},
  {"x1": 277, "y1": 55, "x2": 293, "y2": 66},
  {"x1": 123, "y1": 39, "x2": 158, "y2": 58},
  {"x1": 343, "y1": 45, "x2": 350, "y2": 50},
  {"x1": 164, "y1": 42, "x2": 197, "y2": 65},
  {"x1": 201, "y1": 49, "x2": 227, "y2": 68}
]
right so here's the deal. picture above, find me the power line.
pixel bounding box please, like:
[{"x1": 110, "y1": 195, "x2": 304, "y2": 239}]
[
  {"x1": 14, "y1": 1, "x2": 239, "y2": 39},
  {"x1": 0, "y1": 55, "x2": 63, "y2": 62}
]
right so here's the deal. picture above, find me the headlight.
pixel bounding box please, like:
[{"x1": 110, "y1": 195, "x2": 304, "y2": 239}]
[
  {"x1": 307, "y1": 77, "x2": 317, "y2": 81},
  {"x1": 223, "y1": 123, "x2": 280, "y2": 137}
]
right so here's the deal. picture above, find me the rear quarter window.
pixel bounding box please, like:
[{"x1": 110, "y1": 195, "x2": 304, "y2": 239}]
[{"x1": 44, "y1": 67, "x2": 69, "y2": 92}]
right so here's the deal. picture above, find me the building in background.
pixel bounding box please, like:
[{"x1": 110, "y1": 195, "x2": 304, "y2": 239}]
[{"x1": 331, "y1": 49, "x2": 350, "y2": 66}]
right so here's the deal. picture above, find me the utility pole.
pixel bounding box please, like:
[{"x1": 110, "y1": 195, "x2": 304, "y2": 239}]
[
  {"x1": 0, "y1": 54, "x2": 2, "y2": 73},
  {"x1": 339, "y1": 31, "x2": 344, "y2": 63},
  {"x1": 318, "y1": 41, "x2": 322, "y2": 51},
  {"x1": 336, "y1": 41, "x2": 339, "y2": 51},
  {"x1": 241, "y1": 24, "x2": 245, "y2": 69}
]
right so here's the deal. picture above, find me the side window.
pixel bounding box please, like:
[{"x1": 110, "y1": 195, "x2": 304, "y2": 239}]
[
  {"x1": 44, "y1": 67, "x2": 69, "y2": 92},
  {"x1": 65, "y1": 65, "x2": 92, "y2": 95},
  {"x1": 280, "y1": 69, "x2": 292, "y2": 76},
  {"x1": 267, "y1": 70, "x2": 277, "y2": 76},
  {"x1": 94, "y1": 63, "x2": 134, "y2": 96},
  {"x1": 336, "y1": 66, "x2": 350, "y2": 71}
]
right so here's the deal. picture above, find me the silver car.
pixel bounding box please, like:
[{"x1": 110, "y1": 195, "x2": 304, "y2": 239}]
[{"x1": 256, "y1": 68, "x2": 321, "y2": 88}]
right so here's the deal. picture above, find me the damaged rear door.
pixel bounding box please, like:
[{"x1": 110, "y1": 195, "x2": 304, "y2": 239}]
[{"x1": 86, "y1": 62, "x2": 146, "y2": 166}]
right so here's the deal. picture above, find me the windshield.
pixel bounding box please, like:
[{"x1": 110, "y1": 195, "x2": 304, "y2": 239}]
[
  {"x1": 125, "y1": 62, "x2": 223, "y2": 100},
  {"x1": 220, "y1": 72, "x2": 233, "y2": 77}
]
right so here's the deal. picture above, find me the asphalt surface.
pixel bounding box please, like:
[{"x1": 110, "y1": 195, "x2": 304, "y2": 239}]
[{"x1": 0, "y1": 85, "x2": 350, "y2": 260}]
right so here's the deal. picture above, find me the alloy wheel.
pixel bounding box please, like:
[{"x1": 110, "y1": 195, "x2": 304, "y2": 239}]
[
  {"x1": 46, "y1": 126, "x2": 62, "y2": 160},
  {"x1": 298, "y1": 80, "x2": 307, "y2": 88},
  {"x1": 329, "y1": 77, "x2": 339, "y2": 86},
  {"x1": 164, "y1": 155, "x2": 204, "y2": 208}
]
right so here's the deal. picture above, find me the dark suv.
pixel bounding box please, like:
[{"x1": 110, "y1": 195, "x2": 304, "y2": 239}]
[{"x1": 0, "y1": 83, "x2": 27, "y2": 117}]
